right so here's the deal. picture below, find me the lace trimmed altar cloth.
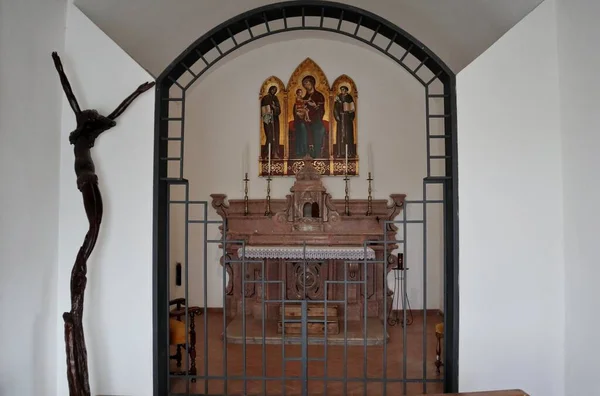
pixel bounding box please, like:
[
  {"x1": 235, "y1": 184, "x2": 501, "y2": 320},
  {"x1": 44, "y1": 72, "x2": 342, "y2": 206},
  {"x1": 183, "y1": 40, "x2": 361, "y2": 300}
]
[{"x1": 237, "y1": 246, "x2": 376, "y2": 260}]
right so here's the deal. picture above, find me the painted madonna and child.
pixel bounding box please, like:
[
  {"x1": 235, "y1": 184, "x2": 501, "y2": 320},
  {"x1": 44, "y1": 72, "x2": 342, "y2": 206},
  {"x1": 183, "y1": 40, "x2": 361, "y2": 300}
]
[{"x1": 259, "y1": 58, "x2": 358, "y2": 176}]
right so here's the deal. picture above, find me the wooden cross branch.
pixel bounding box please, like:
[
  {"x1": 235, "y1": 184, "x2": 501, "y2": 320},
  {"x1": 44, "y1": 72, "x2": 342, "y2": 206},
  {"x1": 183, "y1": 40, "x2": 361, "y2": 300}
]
[{"x1": 52, "y1": 51, "x2": 155, "y2": 396}]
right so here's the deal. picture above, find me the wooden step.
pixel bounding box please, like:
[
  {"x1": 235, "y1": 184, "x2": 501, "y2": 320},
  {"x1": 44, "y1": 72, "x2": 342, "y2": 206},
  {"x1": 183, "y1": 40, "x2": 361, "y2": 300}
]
[
  {"x1": 280, "y1": 316, "x2": 338, "y2": 323},
  {"x1": 277, "y1": 320, "x2": 340, "y2": 335},
  {"x1": 280, "y1": 303, "x2": 338, "y2": 318}
]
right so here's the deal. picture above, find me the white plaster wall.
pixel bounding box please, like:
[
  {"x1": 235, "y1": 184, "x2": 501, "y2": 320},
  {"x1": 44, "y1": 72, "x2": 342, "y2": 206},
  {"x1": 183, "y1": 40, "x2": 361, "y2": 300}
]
[
  {"x1": 556, "y1": 0, "x2": 600, "y2": 395},
  {"x1": 0, "y1": 0, "x2": 66, "y2": 395},
  {"x1": 56, "y1": 4, "x2": 155, "y2": 395},
  {"x1": 167, "y1": 34, "x2": 446, "y2": 313},
  {"x1": 457, "y1": 0, "x2": 564, "y2": 394}
]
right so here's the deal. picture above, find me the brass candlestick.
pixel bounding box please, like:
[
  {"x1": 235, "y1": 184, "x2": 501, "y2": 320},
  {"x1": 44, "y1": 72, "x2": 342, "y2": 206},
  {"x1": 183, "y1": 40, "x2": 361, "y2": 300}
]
[
  {"x1": 366, "y1": 172, "x2": 373, "y2": 216},
  {"x1": 344, "y1": 172, "x2": 351, "y2": 216},
  {"x1": 243, "y1": 172, "x2": 249, "y2": 216},
  {"x1": 264, "y1": 174, "x2": 272, "y2": 217}
]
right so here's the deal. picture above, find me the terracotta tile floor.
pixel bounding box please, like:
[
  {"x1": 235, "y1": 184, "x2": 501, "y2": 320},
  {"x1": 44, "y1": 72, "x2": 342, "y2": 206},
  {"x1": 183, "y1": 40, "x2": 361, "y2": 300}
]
[{"x1": 170, "y1": 312, "x2": 444, "y2": 395}]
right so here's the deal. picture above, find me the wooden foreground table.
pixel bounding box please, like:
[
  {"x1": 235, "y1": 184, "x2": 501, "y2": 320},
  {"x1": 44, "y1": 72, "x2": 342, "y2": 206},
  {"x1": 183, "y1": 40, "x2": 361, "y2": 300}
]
[{"x1": 427, "y1": 390, "x2": 528, "y2": 396}]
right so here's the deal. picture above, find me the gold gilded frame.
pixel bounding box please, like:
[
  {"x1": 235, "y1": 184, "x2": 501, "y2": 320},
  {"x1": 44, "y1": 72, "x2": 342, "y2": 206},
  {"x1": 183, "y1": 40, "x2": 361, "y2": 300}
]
[{"x1": 259, "y1": 58, "x2": 358, "y2": 177}]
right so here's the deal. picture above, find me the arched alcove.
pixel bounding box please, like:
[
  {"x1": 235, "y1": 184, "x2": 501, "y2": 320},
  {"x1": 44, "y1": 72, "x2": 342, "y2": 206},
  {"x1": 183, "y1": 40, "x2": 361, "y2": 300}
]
[{"x1": 153, "y1": 2, "x2": 458, "y2": 395}]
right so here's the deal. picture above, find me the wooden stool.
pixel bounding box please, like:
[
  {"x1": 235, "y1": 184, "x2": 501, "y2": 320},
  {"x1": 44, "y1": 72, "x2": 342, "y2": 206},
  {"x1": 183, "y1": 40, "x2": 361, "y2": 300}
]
[{"x1": 435, "y1": 322, "x2": 444, "y2": 374}]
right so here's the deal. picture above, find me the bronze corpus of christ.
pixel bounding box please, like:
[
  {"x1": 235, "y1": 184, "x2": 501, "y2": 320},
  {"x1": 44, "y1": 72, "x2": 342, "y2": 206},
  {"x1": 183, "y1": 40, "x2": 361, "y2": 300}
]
[{"x1": 51, "y1": 51, "x2": 154, "y2": 396}]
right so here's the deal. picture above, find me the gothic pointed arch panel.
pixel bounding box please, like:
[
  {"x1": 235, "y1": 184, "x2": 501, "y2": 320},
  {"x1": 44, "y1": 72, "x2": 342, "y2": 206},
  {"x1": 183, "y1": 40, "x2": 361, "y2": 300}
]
[
  {"x1": 331, "y1": 74, "x2": 358, "y2": 172},
  {"x1": 257, "y1": 58, "x2": 362, "y2": 176},
  {"x1": 259, "y1": 75, "x2": 286, "y2": 175},
  {"x1": 286, "y1": 57, "x2": 331, "y2": 91},
  {"x1": 286, "y1": 58, "x2": 331, "y2": 167}
]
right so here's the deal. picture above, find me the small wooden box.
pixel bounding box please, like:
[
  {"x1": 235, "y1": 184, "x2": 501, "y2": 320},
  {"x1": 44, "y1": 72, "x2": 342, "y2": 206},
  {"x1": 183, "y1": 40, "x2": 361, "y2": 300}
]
[
  {"x1": 278, "y1": 303, "x2": 340, "y2": 335},
  {"x1": 277, "y1": 316, "x2": 340, "y2": 335},
  {"x1": 279, "y1": 303, "x2": 338, "y2": 318}
]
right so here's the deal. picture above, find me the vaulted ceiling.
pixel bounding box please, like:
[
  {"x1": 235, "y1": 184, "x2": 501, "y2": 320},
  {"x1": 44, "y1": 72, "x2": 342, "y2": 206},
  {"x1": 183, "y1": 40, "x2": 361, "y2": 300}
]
[{"x1": 74, "y1": 0, "x2": 545, "y2": 77}]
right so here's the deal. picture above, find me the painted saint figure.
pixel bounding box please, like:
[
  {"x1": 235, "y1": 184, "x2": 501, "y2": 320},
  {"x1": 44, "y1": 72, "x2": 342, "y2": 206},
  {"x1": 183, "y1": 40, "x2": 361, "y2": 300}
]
[
  {"x1": 260, "y1": 85, "x2": 281, "y2": 158},
  {"x1": 334, "y1": 85, "x2": 356, "y2": 157},
  {"x1": 294, "y1": 75, "x2": 327, "y2": 158}
]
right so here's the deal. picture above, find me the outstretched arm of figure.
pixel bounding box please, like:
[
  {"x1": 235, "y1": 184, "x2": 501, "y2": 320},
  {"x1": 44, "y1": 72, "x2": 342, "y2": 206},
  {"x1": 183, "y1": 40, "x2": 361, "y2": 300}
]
[
  {"x1": 107, "y1": 81, "x2": 155, "y2": 120},
  {"x1": 51, "y1": 52, "x2": 82, "y2": 116}
]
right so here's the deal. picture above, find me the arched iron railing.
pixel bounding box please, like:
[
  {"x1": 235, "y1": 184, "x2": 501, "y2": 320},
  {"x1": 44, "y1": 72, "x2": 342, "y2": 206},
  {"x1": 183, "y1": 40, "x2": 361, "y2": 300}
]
[{"x1": 153, "y1": 1, "x2": 459, "y2": 394}]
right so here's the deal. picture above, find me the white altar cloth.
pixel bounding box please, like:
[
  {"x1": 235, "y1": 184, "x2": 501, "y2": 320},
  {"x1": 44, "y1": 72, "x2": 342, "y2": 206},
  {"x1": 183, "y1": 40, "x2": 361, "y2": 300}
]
[{"x1": 237, "y1": 246, "x2": 376, "y2": 260}]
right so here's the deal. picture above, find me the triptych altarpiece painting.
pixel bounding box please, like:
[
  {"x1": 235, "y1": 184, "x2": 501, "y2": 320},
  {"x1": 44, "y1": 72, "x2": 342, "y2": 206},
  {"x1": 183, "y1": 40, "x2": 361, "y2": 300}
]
[{"x1": 259, "y1": 58, "x2": 358, "y2": 176}]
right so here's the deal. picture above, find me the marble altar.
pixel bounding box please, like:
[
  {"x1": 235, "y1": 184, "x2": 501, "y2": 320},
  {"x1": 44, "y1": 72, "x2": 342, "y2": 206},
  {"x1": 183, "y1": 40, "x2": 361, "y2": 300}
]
[{"x1": 211, "y1": 160, "x2": 405, "y2": 343}]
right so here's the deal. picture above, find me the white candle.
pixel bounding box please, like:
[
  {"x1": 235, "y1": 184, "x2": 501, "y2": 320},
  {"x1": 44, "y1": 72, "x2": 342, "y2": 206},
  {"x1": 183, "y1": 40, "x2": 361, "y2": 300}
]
[
  {"x1": 368, "y1": 143, "x2": 374, "y2": 174},
  {"x1": 268, "y1": 142, "x2": 272, "y2": 175},
  {"x1": 241, "y1": 145, "x2": 248, "y2": 191},
  {"x1": 242, "y1": 145, "x2": 247, "y2": 174},
  {"x1": 345, "y1": 144, "x2": 348, "y2": 174}
]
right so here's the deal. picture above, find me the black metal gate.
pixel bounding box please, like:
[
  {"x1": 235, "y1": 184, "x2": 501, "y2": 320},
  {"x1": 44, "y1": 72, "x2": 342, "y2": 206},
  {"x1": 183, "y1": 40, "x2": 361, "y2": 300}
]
[{"x1": 153, "y1": 2, "x2": 458, "y2": 395}]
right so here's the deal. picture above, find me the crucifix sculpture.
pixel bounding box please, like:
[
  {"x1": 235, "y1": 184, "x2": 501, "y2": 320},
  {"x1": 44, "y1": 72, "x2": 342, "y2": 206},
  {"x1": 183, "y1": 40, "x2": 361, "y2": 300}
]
[{"x1": 51, "y1": 51, "x2": 155, "y2": 396}]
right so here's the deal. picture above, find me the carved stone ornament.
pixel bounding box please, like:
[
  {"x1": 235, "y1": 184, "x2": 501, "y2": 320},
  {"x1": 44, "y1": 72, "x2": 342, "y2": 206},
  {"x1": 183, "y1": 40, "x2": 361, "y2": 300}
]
[{"x1": 275, "y1": 156, "x2": 340, "y2": 232}]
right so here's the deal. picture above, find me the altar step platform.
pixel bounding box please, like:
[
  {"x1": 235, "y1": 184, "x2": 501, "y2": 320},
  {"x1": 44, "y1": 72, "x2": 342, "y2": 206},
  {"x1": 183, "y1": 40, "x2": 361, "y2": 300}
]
[
  {"x1": 226, "y1": 303, "x2": 388, "y2": 346},
  {"x1": 277, "y1": 303, "x2": 340, "y2": 335}
]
